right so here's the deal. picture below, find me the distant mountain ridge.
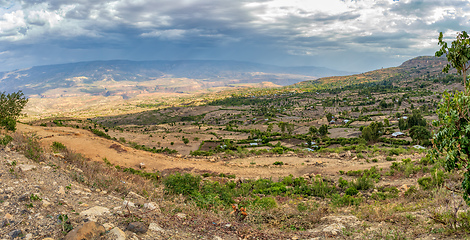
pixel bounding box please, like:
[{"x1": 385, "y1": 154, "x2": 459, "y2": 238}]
[{"x1": 0, "y1": 60, "x2": 353, "y2": 97}]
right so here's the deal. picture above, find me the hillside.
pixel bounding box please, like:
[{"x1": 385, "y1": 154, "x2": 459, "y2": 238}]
[
  {"x1": 2, "y1": 54, "x2": 470, "y2": 239},
  {"x1": 0, "y1": 60, "x2": 352, "y2": 98},
  {"x1": 294, "y1": 56, "x2": 451, "y2": 89}
]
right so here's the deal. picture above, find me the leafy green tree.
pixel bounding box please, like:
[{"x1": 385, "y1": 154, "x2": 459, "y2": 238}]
[
  {"x1": 398, "y1": 118, "x2": 407, "y2": 131},
  {"x1": 379, "y1": 100, "x2": 388, "y2": 109},
  {"x1": 325, "y1": 112, "x2": 334, "y2": 122},
  {"x1": 0, "y1": 91, "x2": 28, "y2": 131},
  {"x1": 278, "y1": 121, "x2": 287, "y2": 134},
  {"x1": 308, "y1": 126, "x2": 318, "y2": 136},
  {"x1": 436, "y1": 31, "x2": 470, "y2": 94},
  {"x1": 286, "y1": 123, "x2": 294, "y2": 135},
  {"x1": 266, "y1": 124, "x2": 273, "y2": 133},
  {"x1": 433, "y1": 31, "x2": 470, "y2": 204},
  {"x1": 361, "y1": 122, "x2": 384, "y2": 143},
  {"x1": 407, "y1": 110, "x2": 427, "y2": 129},
  {"x1": 409, "y1": 126, "x2": 431, "y2": 145},
  {"x1": 383, "y1": 118, "x2": 390, "y2": 127},
  {"x1": 319, "y1": 124, "x2": 328, "y2": 136}
]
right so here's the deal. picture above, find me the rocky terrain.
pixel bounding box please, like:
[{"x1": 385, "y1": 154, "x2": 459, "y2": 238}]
[{"x1": 0, "y1": 144, "x2": 185, "y2": 239}]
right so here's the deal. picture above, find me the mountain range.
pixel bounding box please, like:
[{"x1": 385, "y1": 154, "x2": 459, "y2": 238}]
[{"x1": 0, "y1": 60, "x2": 353, "y2": 98}]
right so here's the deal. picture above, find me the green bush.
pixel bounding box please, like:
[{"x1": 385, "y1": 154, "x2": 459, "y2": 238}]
[
  {"x1": 164, "y1": 173, "x2": 201, "y2": 195},
  {"x1": 352, "y1": 175, "x2": 374, "y2": 190},
  {"x1": 0, "y1": 117, "x2": 16, "y2": 131},
  {"x1": 90, "y1": 129, "x2": 111, "y2": 139},
  {"x1": 253, "y1": 197, "x2": 277, "y2": 210},
  {"x1": 0, "y1": 135, "x2": 13, "y2": 146},
  {"x1": 330, "y1": 194, "x2": 362, "y2": 207},
  {"x1": 345, "y1": 187, "x2": 358, "y2": 196},
  {"x1": 21, "y1": 135, "x2": 44, "y2": 162},
  {"x1": 51, "y1": 141, "x2": 67, "y2": 152},
  {"x1": 418, "y1": 170, "x2": 445, "y2": 190}
]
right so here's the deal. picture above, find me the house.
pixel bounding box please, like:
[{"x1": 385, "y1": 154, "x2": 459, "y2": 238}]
[{"x1": 391, "y1": 132, "x2": 405, "y2": 138}]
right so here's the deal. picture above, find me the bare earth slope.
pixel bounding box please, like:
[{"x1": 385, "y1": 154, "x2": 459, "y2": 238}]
[{"x1": 16, "y1": 123, "x2": 422, "y2": 182}]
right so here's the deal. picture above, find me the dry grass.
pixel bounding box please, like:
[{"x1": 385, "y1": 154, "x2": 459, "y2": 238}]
[{"x1": 7, "y1": 131, "x2": 470, "y2": 239}]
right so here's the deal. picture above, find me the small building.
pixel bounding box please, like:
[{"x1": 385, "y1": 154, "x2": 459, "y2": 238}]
[{"x1": 391, "y1": 132, "x2": 405, "y2": 138}]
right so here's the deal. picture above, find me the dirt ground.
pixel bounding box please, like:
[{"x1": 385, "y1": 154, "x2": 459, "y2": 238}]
[{"x1": 17, "y1": 123, "x2": 423, "y2": 183}]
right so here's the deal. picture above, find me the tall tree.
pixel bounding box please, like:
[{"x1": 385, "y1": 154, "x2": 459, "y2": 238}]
[
  {"x1": 433, "y1": 32, "x2": 470, "y2": 204},
  {"x1": 436, "y1": 31, "x2": 470, "y2": 94}
]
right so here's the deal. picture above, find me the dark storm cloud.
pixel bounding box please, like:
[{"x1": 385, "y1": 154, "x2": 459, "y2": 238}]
[{"x1": 0, "y1": 0, "x2": 470, "y2": 72}]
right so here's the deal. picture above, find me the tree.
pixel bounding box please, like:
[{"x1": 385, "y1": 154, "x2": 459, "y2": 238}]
[
  {"x1": 361, "y1": 121, "x2": 384, "y2": 143},
  {"x1": 407, "y1": 110, "x2": 427, "y2": 129},
  {"x1": 278, "y1": 122, "x2": 287, "y2": 134},
  {"x1": 267, "y1": 124, "x2": 273, "y2": 133},
  {"x1": 379, "y1": 100, "x2": 388, "y2": 109},
  {"x1": 409, "y1": 125, "x2": 431, "y2": 145},
  {"x1": 319, "y1": 124, "x2": 328, "y2": 136},
  {"x1": 308, "y1": 126, "x2": 318, "y2": 136},
  {"x1": 325, "y1": 112, "x2": 334, "y2": 122},
  {"x1": 436, "y1": 31, "x2": 470, "y2": 94},
  {"x1": 398, "y1": 118, "x2": 407, "y2": 131},
  {"x1": 0, "y1": 91, "x2": 28, "y2": 131},
  {"x1": 433, "y1": 32, "x2": 470, "y2": 204},
  {"x1": 383, "y1": 118, "x2": 390, "y2": 127},
  {"x1": 286, "y1": 123, "x2": 294, "y2": 135}
]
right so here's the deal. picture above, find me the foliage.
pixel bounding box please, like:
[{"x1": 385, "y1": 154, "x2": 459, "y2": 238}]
[
  {"x1": 308, "y1": 126, "x2": 318, "y2": 136},
  {"x1": 436, "y1": 31, "x2": 470, "y2": 92},
  {"x1": 0, "y1": 91, "x2": 28, "y2": 131},
  {"x1": 90, "y1": 129, "x2": 112, "y2": 139},
  {"x1": 18, "y1": 134, "x2": 44, "y2": 162},
  {"x1": 407, "y1": 110, "x2": 427, "y2": 129},
  {"x1": 361, "y1": 121, "x2": 384, "y2": 143},
  {"x1": 0, "y1": 135, "x2": 13, "y2": 146},
  {"x1": 409, "y1": 125, "x2": 431, "y2": 145},
  {"x1": 432, "y1": 90, "x2": 470, "y2": 203},
  {"x1": 325, "y1": 112, "x2": 334, "y2": 122},
  {"x1": 51, "y1": 141, "x2": 67, "y2": 152},
  {"x1": 164, "y1": 173, "x2": 202, "y2": 195},
  {"x1": 319, "y1": 124, "x2": 329, "y2": 136}
]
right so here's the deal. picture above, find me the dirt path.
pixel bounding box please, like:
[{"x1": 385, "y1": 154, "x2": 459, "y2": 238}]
[{"x1": 16, "y1": 124, "x2": 422, "y2": 179}]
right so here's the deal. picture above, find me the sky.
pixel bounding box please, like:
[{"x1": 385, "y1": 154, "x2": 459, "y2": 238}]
[{"x1": 0, "y1": 0, "x2": 469, "y2": 73}]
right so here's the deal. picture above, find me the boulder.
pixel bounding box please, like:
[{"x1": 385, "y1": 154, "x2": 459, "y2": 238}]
[{"x1": 64, "y1": 221, "x2": 105, "y2": 240}]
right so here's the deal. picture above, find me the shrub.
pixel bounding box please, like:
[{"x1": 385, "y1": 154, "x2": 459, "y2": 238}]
[
  {"x1": 345, "y1": 187, "x2": 358, "y2": 196},
  {"x1": 330, "y1": 194, "x2": 362, "y2": 207},
  {"x1": 418, "y1": 170, "x2": 445, "y2": 190},
  {"x1": 90, "y1": 129, "x2": 111, "y2": 139},
  {"x1": 0, "y1": 91, "x2": 28, "y2": 132},
  {"x1": 0, "y1": 135, "x2": 13, "y2": 146},
  {"x1": 51, "y1": 141, "x2": 67, "y2": 152},
  {"x1": 0, "y1": 117, "x2": 16, "y2": 131},
  {"x1": 253, "y1": 197, "x2": 277, "y2": 210},
  {"x1": 164, "y1": 173, "x2": 201, "y2": 195}
]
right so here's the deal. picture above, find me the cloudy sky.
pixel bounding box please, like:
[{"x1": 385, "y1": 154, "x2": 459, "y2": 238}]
[{"x1": 0, "y1": 0, "x2": 469, "y2": 73}]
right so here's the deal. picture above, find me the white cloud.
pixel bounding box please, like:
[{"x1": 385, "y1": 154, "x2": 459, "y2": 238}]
[{"x1": 141, "y1": 29, "x2": 188, "y2": 39}]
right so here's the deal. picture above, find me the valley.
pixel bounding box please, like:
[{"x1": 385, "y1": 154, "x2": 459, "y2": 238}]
[{"x1": 1, "y1": 56, "x2": 469, "y2": 239}]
